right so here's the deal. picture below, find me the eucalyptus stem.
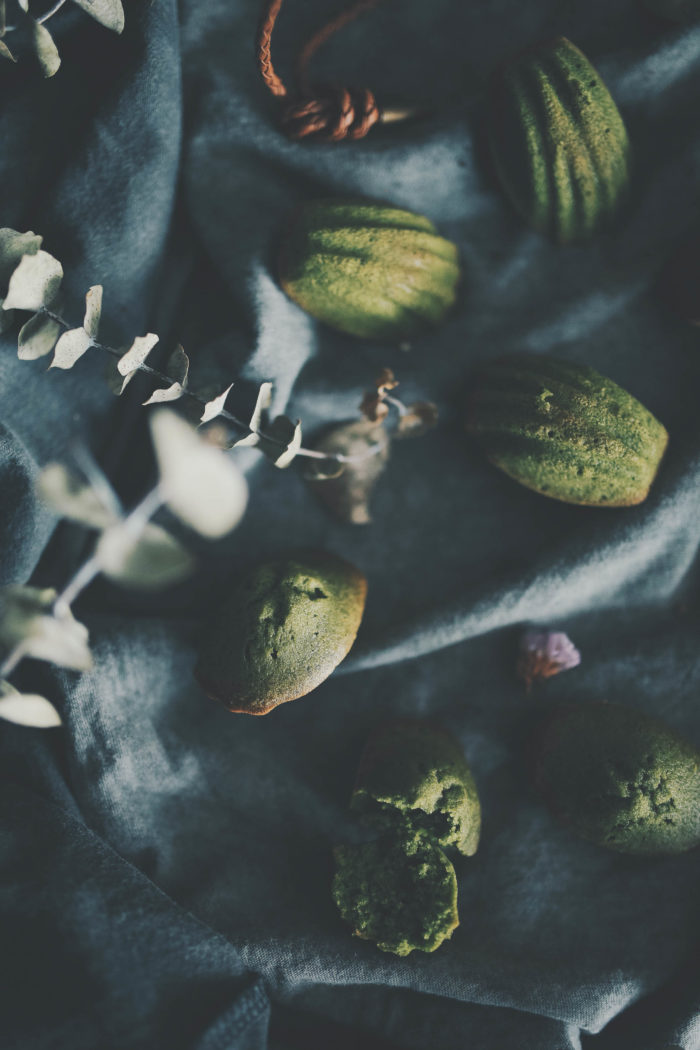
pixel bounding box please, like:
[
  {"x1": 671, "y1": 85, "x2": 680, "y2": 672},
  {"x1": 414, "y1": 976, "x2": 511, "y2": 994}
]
[
  {"x1": 37, "y1": 0, "x2": 67, "y2": 24},
  {"x1": 0, "y1": 643, "x2": 27, "y2": 680},
  {"x1": 52, "y1": 484, "x2": 164, "y2": 618},
  {"x1": 52, "y1": 554, "x2": 102, "y2": 619}
]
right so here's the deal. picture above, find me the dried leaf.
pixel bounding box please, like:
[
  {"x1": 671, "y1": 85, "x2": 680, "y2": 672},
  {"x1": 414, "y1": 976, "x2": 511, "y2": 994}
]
[
  {"x1": 17, "y1": 311, "x2": 62, "y2": 360},
  {"x1": 83, "y1": 285, "x2": 102, "y2": 339},
  {"x1": 143, "y1": 344, "x2": 190, "y2": 405},
  {"x1": 0, "y1": 37, "x2": 16, "y2": 62},
  {"x1": 36, "y1": 462, "x2": 119, "y2": 529},
  {"x1": 0, "y1": 0, "x2": 6, "y2": 31},
  {"x1": 306, "y1": 419, "x2": 390, "y2": 524},
  {"x1": 150, "y1": 409, "x2": 248, "y2": 538},
  {"x1": 17, "y1": 0, "x2": 28, "y2": 11},
  {"x1": 0, "y1": 681, "x2": 62, "y2": 729},
  {"x1": 3, "y1": 250, "x2": 63, "y2": 312},
  {"x1": 31, "y1": 19, "x2": 61, "y2": 77},
  {"x1": 395, "y1": 401, "x2": 439, "y2": 439},
  {"x1": 0, "y1": 586, "x2": 92, "y2": 672},
  {"x1": 70, "y1": 0, "x2": 125, "y2": 33},
  {"x1": 95, "y1": 521, "x2": 195, "y2": 589},
  {"x1": 118, "y1": 332, "x2": 158, "y2": 376},
  {"x1": 50, "y1": 327, "x2": 91, "y2": 370},
  {"x1": 199, "y1": 383, "x2": 233, "y2": 423}
]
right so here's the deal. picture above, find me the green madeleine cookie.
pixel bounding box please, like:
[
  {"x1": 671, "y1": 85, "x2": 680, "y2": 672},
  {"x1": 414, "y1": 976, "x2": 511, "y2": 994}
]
[
  {"x1": 351, "y1": 721, "x2": 481, "y2": 856},
  {"x1": 278, "y1": 199, "x2": 460, "y2": 340},
  {"x1": 465, "y1": 354, "x2": 668, "y2": 507},
  {"x1": 533, "y1": 703, "x2": 700, "y2": 855},
  {"x1": 194, "y1": 551, "x2": 367, "y2": 715},
  {"x1": 332, "y1": 827, "x2": 459, "y2": 957},
  {"x1": 488, "y1": 37, "x2": 630, "y2": 242}
]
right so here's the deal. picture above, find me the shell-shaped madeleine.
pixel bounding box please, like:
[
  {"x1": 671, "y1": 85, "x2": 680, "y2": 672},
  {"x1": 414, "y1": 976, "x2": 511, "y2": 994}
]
[
  {"x1": 488, "y1": 37, "x2": 630, "y2": 242},
  {"x1": 465, "y1": 355, "x2": 668, "y2": 507},
  {"x1": 278, "y1": 200, "x2": 460, "y2": 339}
]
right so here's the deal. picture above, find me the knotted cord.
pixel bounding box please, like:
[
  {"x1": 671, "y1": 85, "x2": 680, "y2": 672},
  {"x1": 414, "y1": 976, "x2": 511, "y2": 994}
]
[{"x1": 257, "y1": 0, "x2": 385, "y2": 143}]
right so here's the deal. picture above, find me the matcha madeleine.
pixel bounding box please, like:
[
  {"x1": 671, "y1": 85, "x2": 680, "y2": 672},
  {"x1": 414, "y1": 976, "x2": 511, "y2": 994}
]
[
  {"x1": 195, "y1": 551, "x2": 367, "y2": 715},
  {"x1": 488, "y1": 37, "x2": 630, "y2": 242},
  {"x1": 278, "y1": 199, "x2": 460, "y2": 340},
  {"x1": 465, "y1": 354, "x2": 668, "y2": 507},
  {"x1": 351, "y1": 721, "x2": 481, "y2": 856},
  {"x1": 333, "y1": 828, "x2": 459, "y2": 957},
  {"x1": 533, "y1": 703, "x2": 700, "y2": 855}
]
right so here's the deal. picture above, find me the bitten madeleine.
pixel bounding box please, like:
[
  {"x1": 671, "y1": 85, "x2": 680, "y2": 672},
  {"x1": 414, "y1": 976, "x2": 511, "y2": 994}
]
[
  {"x1": 333, "y1": 827, "x2": 459, "y2": 957},
  {"x1": 488, "y1": 37, "x2": 630, "y2": 242},
  {"x1": 278, "y1": 199, "x2": 460, "y2": 339},
  {"x1": 533, "y1": 703, "x2": 700, "y2": 855},
  {"x1": 465, "y1": 354, "x2": 668, "y2": 507},
  {"x1": 333, "y1": 721, "x2": 480, "y2": 955},
  {"x1": 351, "y1": 720, "x2": 481, "y2": 857},
  {"x1": 195, "y1": 551, "x2": 366, "y2": 715}
]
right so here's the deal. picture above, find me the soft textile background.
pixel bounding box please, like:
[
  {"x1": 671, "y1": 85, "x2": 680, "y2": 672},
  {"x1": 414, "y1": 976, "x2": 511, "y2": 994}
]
[{"x1": 1, "y1": 1, "x2": 700, "y2": 1047}]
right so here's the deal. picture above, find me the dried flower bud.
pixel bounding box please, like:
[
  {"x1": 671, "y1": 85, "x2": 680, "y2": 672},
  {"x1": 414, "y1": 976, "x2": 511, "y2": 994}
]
[{"x1": 516, "y1": 629, "x2": 581, "y2": 688}]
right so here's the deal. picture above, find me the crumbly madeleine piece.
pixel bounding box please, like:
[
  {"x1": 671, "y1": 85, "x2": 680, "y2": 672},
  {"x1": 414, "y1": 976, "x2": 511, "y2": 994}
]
[{"x1": 333, "y1": 828, "x2": 459, "y2": 957}]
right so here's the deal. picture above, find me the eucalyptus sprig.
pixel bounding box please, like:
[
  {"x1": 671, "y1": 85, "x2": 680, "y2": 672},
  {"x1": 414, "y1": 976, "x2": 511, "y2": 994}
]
[
  {"x1": 0, "y1": 0, "x2": 123, "y2": 77},
  {"x1": 1, "y1": 227, "x2": 428, "y2": 474},
  {"x1": 1, "y1": 228, "x2": 439, "y2": 522},
  {"x1": 0, "y1": 408, "x2": 248, "y2": 729}
]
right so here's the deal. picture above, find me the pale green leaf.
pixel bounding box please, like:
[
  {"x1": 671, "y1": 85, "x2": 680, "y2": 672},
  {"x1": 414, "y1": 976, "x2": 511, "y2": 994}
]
[
  {"x1": 36, "y1": 462, "x2": 119, "y2": 529},
  {"x1": 143, "y1": 344, "x2": 189, "y2": 405},
  {"x1": 18, "y1": 312, "x2": 62, "y2": 360},
  {"x1": 83, "y1": 285, "x2": 102, "y2": 340},
  {"x1": 230, "y1": 382, "x2": 275, "y2": 448},
  {"x1": 0, "y1": 681, "x2": 62, "y2": 729},
  {"x1": 199, "y1": 383, "x2": 233, "y2": 423},
  {"x1": 117, "y1": 332, "x2": 158, "y2": 376},
  {"x1": 0, "y1": 586, "x2": 92, "y2": 671},
  {"x1": 150, "y1": 409, "x2": 248, "y2": 538},
  {"x1": 0, "y1": 301, "x2": 14, "y2": 332},
  {"x1": 0, "y1": 37, "x2": 15, "y2": 62},
  {"x1": 249, "y1": 382, "x2": 273, "y2": 432},
  {"x1": 96, "y1": 520, "x2": 195, "y2": 589},
  {"x1": 258, "y1": 415, "x2": 302, "y2": 469},
  {"x1": 31, "y1": 19, "x2": 61, "y2": 78},
  {"x1": 3, "y1": 250, "x2": 63, "y2": 311},
  {"x1": 70, "y1": 0, "x2": 125, "y2": 33},
  {"x1": 0, "y1": 229, "x2": 42, "y2": 288},
  {"x1": 50, "y1": 326, "x2": 91, "y2": 370}
]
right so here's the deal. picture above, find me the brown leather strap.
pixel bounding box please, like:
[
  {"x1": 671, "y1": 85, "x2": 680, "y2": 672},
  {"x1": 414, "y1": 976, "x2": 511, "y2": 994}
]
[{"x1": 256, "y1": 0, "x2": 384, "y2": 142}]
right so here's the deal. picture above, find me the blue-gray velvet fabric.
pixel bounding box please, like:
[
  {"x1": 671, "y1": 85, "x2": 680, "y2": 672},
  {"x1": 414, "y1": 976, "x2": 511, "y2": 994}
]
[{"x1": 1, "y1": 1, "x2": 700, "y2": 1047}]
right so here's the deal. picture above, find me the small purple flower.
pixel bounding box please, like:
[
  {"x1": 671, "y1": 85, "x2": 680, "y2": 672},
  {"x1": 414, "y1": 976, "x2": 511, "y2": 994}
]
[{"x1": 517, "y1": 629, "x2": 581, "y2": 689}]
